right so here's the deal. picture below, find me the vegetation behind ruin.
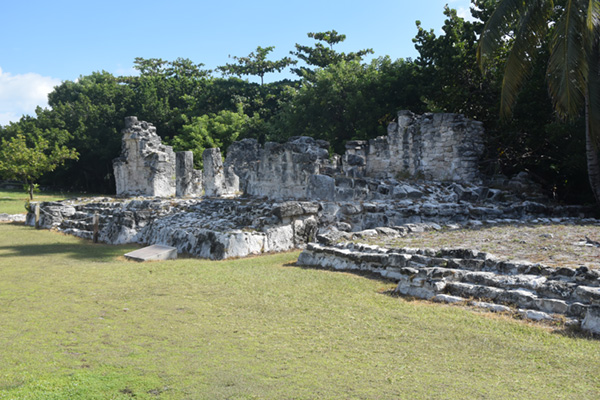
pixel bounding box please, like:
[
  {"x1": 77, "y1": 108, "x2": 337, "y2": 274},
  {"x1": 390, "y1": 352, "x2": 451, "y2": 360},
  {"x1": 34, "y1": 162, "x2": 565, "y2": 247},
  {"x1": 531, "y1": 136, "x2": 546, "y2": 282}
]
[{"x1": 0, "y1": 1, "x2": 592, "y2": 204}]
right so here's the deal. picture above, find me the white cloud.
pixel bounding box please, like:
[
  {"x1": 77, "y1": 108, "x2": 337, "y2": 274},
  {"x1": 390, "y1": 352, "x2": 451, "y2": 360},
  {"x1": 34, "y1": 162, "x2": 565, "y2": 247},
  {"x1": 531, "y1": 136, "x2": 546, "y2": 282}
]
[{"x1": 0, "y1": 67, "x2": 61, "y2": 126}]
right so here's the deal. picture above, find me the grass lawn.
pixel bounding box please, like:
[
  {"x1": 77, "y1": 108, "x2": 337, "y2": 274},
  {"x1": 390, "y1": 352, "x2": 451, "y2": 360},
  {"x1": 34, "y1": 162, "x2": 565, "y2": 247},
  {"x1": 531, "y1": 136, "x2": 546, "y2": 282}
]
[
  {"x1": 0, "y1": 189, "x2": 100, "y2": 215},
  {"x1": 0, "y1": 223, "x2": 599, "y2": 399}
]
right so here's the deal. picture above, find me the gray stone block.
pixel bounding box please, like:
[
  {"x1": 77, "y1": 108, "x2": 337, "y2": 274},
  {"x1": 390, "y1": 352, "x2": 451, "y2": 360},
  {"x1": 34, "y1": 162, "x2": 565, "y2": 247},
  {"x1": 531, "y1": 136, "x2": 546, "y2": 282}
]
[
  {"x1": 307, "y1": 174, "x2": 335, "y2": 201},
  {"x1": 125, "y1": 244, "x2": 177, "y2": 261}
]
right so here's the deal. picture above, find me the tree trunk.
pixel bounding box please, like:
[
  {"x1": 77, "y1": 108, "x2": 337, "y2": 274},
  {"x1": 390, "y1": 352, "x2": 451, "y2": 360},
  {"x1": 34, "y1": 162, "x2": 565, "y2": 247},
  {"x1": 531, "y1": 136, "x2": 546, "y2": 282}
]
[{"x1": 585, "y1": 99, "x2": 600, "y2": 205}]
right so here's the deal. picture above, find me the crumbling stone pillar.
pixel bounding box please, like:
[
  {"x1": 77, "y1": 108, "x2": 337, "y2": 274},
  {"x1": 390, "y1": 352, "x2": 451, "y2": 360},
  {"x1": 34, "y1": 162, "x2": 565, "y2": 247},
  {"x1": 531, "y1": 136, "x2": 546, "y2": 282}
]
[
  {"x1": 202, "y1": 148, "x2": 239, "y2": 197},
  {"x1": 113, "y1": 116, "x2": 176, "y2": 197},
  {"x1": 176, "y1": 151, "x2": 202, "y2": 197}
]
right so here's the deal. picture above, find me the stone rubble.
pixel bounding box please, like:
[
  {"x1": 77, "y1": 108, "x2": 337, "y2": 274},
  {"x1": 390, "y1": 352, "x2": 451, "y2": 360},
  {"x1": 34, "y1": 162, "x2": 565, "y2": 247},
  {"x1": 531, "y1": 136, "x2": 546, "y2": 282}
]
[{"x1": 0, "y1": 213, "x2": 26, "y2": 223}]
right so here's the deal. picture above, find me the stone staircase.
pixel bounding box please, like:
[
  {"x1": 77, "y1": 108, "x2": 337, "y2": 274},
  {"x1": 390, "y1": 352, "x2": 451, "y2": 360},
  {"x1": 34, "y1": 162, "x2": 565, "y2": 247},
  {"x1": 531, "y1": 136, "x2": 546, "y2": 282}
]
[{"x1": 297, "y1": 242, "x2": 600, "y2": 334}]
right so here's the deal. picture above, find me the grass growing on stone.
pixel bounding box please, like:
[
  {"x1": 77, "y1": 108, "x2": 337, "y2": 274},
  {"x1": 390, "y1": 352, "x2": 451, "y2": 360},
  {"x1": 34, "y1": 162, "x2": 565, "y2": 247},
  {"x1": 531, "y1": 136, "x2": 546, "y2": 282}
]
[
  {"x1": 1, "y1": 223, "x2": 599, "y2": 399},
  {"x1": 0, "y1": 189, "x2": 99, "y2": 215}
]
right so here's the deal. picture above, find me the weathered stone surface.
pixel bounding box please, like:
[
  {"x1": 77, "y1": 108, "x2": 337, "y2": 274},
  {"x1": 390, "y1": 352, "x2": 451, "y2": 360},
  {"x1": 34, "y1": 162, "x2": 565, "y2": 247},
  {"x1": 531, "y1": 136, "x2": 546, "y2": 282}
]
[
  {"x1": 202, "y1": 148, "x2": 239, "y2": 197},
  {"x1": 0, "y1": 213, "x2": 26, "y2": 222},
  {"x1": 307, "y1": 175, "x2": 335, "y2": 201},
  {"x1": 112, "y1": 117, "x2": 203, "y2": 198},
  {"x1": 225, "y1": 137, "x2": 332, "y2": 200},
  {"x1": 369, "y1": 111, "x2": 484, "y2": 182},
  {"x1": 176, "y1": 151, "x2": 202, "y2": 197},
  {"x1": 582, "y1": 306, "x2": 600, "y2": 335},
  {"x1": 124, "y1": 244, "x2": 177, "y2": 262},
  {"x1": 113, "y1": 117, "x2": 176, "y2": 197},
  {"x1": 27, "y1": 197, "x2": 320, "y2": 260}
]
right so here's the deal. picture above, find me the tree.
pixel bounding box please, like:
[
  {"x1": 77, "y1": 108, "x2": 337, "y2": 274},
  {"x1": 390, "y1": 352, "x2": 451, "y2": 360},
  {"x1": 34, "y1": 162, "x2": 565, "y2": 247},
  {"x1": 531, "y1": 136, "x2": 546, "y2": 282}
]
[
  {"x1": 0, "y1": 134, "x2": 78, "y2": 199},
  {"x1": 47, "y1": 71, "x2": 135, "y2": 192},
  {"x1": 478, "y1": 0, "x2": 600, "y2": 204},
  {"x1": 413, "y1": 3, "x2": 502, "y2": 124},
  {"x1": 290, "y1": 30, "x2": 374, "y2": 80},
  {"x1": 218, "y1": 46, "x2": 297, "y2": 85},
  {"x1": 170, "y1": 104, "x2": 262, "y2": 168},
  {"x1": 272, "y1": 57, "x2": 422, "y2": 152}
]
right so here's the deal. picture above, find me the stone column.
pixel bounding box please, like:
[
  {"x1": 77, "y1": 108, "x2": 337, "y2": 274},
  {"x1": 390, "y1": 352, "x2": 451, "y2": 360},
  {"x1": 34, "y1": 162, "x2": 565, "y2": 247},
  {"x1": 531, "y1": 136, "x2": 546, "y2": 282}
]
[{"x1": 176, "y1": 151, "x2": 199, "y2": 197}]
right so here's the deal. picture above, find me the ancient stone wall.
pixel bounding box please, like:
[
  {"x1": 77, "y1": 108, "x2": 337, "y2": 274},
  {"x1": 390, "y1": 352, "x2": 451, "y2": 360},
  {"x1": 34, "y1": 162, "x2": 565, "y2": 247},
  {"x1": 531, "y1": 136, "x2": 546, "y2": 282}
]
[
  {"x1": 176, "y1": 151, "x2": 203, "y2": 197},
  {"x1": 113, "y1": 117, "x2": 202, "y2": 197},
  {"x1": 113, "y1": 112, "x2": 485, "y2": 199},
  {"x1": 363, "y1": 111, "x2": 485, "y2": 182},
  {"x1": 224, "y1": 136, "x2": 333, "y2": 200}
]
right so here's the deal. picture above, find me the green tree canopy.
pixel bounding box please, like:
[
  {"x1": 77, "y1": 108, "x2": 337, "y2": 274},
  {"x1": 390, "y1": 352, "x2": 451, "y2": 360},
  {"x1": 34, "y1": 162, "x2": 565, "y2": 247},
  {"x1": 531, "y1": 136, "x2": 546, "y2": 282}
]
[
  {"x1": 0, "y1": 134, "x2": 78, "y2": 199},
  {"x1": 170, "y1": 104, "x2": 262, "y2": 168},
  {"x1": 290, "y1": 30, "x2": 374, "y2": 80},
  {"x1": 218, "y1": 46, "x2": 297, "y2": 85}
]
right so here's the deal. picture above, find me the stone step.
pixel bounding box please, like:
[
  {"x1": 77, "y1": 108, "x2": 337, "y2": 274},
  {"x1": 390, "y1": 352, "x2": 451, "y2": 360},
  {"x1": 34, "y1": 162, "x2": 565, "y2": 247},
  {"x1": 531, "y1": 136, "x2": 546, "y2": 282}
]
[
  {"x1": 321, "y1": 243, "x2": 600, "y2": 287},
  {"x1": 300, "y1": 243, "x2": 597, "y2": 320},
  {"x1": 444, "y1": 281, "x2": 586, "y2": 317}
]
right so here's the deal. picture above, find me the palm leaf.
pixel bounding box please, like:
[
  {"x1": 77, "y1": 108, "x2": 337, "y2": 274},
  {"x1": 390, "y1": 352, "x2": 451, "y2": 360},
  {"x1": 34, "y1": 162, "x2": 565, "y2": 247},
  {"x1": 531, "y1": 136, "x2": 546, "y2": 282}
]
[
  {"x1": 478, "y1": 0, "x2": 529, "y2": 68},
  {"x1": 499, "y1": 0, "x2": 552, "y2": 117},
  {"x1": 547, "y1": 0, "x2": 589, "y2": 118},
  {"x1": 586, "y1": 0, "x2": 600, "y2": 32}
]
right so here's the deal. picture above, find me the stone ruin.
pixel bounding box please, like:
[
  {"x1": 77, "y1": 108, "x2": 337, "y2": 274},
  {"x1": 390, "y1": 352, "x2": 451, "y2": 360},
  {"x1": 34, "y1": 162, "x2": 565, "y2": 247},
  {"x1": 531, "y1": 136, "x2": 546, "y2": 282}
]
[
  {"x1": 112, "y1": 111, "x2": 486, "y2": 200},
  {"x1": 27, "y1": 111, "x2": 600, "y2": 335},
  {"x1": 113, "y1": 116, "x2": 203, "y2": 197}
]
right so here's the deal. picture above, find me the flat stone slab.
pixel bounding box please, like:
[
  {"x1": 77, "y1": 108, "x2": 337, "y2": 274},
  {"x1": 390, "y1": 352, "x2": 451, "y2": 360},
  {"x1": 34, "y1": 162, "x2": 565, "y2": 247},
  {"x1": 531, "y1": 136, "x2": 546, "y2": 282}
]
[{"x1": 124, "y1": 244, "x2": 177, "y2": 262}]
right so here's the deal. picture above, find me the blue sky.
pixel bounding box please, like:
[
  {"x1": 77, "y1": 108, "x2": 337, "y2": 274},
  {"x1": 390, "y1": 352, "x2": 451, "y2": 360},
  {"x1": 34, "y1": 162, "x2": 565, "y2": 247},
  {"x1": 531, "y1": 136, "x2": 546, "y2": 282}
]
[{"x1": 0, "y1": 0, "x2": 474, "y2": 126}]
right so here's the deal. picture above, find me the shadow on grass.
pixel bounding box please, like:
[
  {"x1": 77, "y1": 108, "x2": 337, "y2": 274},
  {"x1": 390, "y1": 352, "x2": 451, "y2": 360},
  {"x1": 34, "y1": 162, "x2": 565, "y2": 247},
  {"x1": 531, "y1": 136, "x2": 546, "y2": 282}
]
[{"x1": 0, "y1": 241, "x2": 138, "y2": 262}]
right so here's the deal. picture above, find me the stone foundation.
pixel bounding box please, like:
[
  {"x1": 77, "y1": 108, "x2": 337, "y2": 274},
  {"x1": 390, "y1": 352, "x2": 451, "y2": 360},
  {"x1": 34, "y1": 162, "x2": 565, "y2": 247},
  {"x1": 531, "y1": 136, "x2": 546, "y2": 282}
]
[
  {"x1": 298, "y1": 242, "x2": 600, "y2": 335},
  {"x1": 26, "y1": 197, "x2": 318, "y2": 260}
]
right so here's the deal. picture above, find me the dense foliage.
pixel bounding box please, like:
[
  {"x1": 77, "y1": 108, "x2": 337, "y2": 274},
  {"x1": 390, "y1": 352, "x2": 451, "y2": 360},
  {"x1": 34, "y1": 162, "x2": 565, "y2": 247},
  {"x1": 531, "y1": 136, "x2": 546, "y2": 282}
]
[{"x1": 0, "y1": 1, "x2": 594, "y2": 203}]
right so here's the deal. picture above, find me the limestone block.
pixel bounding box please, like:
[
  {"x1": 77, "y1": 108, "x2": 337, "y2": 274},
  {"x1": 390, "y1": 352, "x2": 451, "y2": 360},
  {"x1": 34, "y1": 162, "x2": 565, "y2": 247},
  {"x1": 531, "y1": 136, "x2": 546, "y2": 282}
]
[
  {"x1": 124, "y1": 244, "x2": 177, "y2": 261},
  {"x1": 307, "y1": 174, "x2": 335, "y2": 201},
  {"x1": 582, "y1": 306, "x2": 600, "y2": 334},
  {"x1": 203, "y1": 148, "x2": 239, "y2": 197},
  {"x1": 176, "y1": 151, "x2": 202, "y2": 197}
]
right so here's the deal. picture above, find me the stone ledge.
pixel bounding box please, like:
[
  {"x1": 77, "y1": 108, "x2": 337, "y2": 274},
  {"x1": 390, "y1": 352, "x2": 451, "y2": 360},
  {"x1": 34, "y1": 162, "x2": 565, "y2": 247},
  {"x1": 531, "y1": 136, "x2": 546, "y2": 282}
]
[{"x1": 297, "y1": 242, "x2": 600, "y2": 335}]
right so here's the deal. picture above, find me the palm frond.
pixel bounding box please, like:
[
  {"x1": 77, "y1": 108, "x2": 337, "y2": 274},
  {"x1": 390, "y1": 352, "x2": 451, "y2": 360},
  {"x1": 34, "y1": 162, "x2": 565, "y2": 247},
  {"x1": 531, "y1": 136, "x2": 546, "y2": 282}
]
[
  {"x1": 586, "y1": 0, "x2": 600, "y2": 32},
  {"x1": 547, "y1": 0, "x2": 590, "y2": 119},
  {"x1": 499, "y1": 0, "x2": 552, "y2": 117},
  {"x1": 478, "y1": 0, "x2": 529, "y2": 69}
]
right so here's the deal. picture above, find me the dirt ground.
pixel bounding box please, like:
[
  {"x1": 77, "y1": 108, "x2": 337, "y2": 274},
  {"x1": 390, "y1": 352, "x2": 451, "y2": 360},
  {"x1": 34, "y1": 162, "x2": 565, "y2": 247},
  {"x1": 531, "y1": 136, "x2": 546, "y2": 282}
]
[{"x1": 364, "y1": 222, "x2": 600, "y2": 269}]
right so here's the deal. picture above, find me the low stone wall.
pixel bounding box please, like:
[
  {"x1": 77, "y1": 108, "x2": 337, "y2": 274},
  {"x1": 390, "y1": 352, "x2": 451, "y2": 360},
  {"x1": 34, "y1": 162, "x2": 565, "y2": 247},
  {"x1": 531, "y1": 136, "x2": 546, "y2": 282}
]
[{"x1": 298, "y1": 242, "x2": 600, "y2": 335}]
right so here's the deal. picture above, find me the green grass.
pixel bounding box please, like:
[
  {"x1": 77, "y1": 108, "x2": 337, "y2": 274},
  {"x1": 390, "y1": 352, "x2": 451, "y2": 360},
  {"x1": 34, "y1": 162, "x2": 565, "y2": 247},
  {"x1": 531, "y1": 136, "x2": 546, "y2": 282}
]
[
  {"x1": 0, "y1": 189, "x2": 100, "y2": 215},
  {"x1": 1, "y1": 223, "x2": 599, "y2": 399}
]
